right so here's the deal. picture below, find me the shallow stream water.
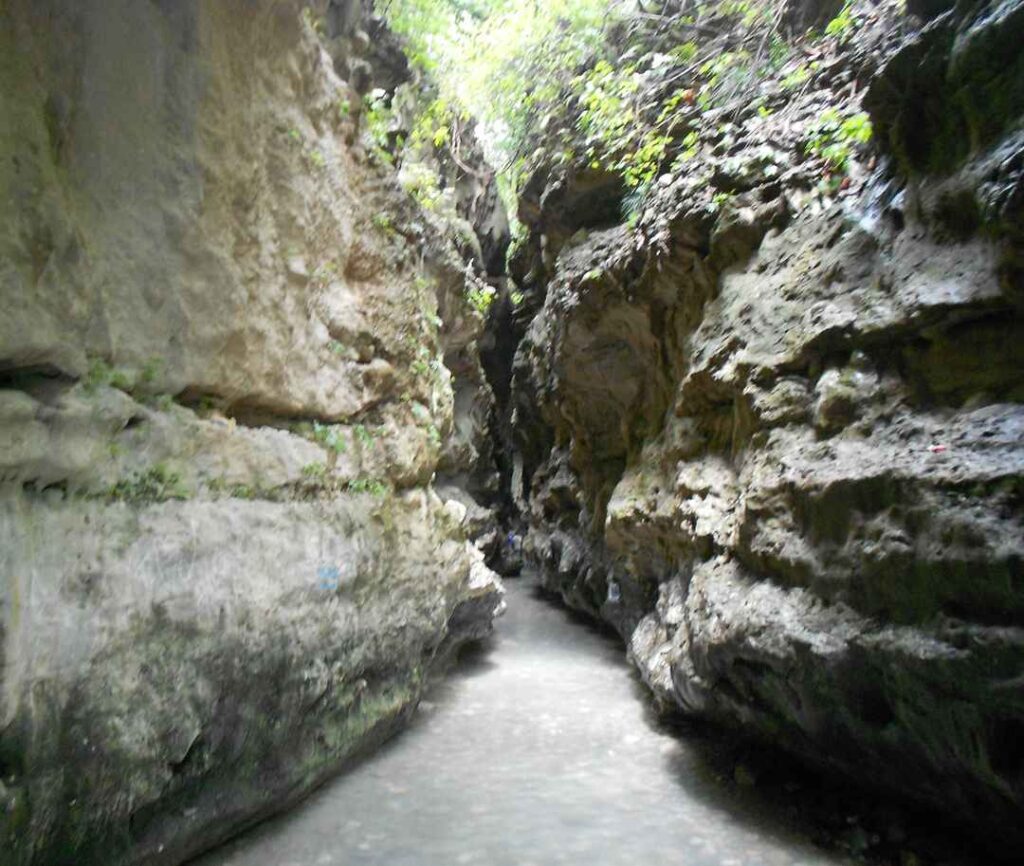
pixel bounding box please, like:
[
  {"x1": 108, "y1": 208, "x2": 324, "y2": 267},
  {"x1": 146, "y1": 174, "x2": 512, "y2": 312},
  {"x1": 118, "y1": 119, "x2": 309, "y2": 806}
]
[{"x1": 196, "y1": 576, "x2": 853, "y2": 866}]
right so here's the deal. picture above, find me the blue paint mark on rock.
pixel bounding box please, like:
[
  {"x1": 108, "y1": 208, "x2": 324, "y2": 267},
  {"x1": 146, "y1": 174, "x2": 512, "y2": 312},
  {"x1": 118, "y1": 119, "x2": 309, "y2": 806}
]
[{"x1": 317, "y1": 564, "x2": 341, "y2": 591}]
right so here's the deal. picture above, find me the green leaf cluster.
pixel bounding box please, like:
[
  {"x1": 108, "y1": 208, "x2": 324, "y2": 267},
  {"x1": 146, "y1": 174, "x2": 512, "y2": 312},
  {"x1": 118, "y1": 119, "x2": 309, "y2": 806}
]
[
  {"x1": 824, "y1": 1, "x2": 859, "y2": 41},
  {"x1": 466, "y1": 280, "x2": 496, "y2": 314},
  {"x1": 805, "y1": 108, "x2": 873, "y2": 172},
  {"x1": 347, "y1": 477, "x2": 389, "y2": 496}
]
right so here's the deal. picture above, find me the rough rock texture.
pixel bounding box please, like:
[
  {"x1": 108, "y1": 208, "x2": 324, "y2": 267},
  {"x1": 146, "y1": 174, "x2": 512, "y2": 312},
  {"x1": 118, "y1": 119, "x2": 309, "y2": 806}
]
[
  {"x1": 347, "y1": 16, "x2": 514, "y2": 556},
  {"x1": 1, "y1": 491, "x2": 496, "y2": 866},
  {"x1": 0, "y1": 1, "x2": 502, "y2": 863},
  {"x1": 508, "y1": 0, "x2": 1024, "y2": 852}
]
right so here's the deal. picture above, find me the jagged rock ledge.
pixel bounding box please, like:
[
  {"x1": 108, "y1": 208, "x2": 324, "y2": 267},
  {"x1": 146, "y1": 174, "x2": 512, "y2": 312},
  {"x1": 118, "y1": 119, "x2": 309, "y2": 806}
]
[{"x1": 504, "y1": 0, "x2": 1024, "y2": 854}]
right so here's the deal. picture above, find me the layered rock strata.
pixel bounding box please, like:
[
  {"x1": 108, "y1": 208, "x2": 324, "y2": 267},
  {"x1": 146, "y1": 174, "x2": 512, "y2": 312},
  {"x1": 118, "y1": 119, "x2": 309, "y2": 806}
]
[{"x1": 0, "y1": 1, "x2": 502, "y2": 863}]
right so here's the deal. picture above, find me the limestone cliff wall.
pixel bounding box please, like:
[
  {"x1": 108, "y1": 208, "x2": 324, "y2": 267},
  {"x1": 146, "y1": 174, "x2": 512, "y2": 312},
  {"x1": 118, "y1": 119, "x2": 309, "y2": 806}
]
[
  {"x1": 508, "y1": 0, "x2": 1024, "y2": 850},
  {"x1": 0, "y1": 1, "x2": 501, "y2": 863}
]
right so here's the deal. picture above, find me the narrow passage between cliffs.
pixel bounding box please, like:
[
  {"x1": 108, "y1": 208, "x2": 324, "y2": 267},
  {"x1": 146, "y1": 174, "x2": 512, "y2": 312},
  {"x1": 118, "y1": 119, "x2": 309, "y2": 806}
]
[{"x1": 194, "y1": 576, "x2": 849, "y2": 866}]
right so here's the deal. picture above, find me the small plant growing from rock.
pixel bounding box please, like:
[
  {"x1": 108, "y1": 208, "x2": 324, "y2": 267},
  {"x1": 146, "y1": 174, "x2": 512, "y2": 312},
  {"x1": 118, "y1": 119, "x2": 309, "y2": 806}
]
[
  {"x1": 347, "y1": 477, "x2": 388, "y2": 496},
  {"x1": 467, "y1": 282, "x2": 496, "y2": 315},
  {"x1": 195, "y1": 395, "x2": 218, "y2": 416},
  {"x1": 313, "y1": 421, "x2": 347, "y2": 454},
  {"x1": 108, "y1": 464, "x2": 189, "y2": 502},
  {"x1": 805, "y1": 108, "x2": 872, "y2": 174},
  {"x1": 83, "y1": 358, "x2": 132, "y2": 393},
  {"x1": 712, "y1": 191, "x2": 735, "y2": 209},
  {"x1": 372, "y1": 212, "x2": 396, "y2": 233},
  {"x1": 139, "y1": 356, "x2": 162, "y2": 385},
  {"x1": 207, "y1": 478, "x2": 265, "y2": 500},
  {"x1": 363, "y1": 89, "x2": 397, "y2": 166},
  {"x1": 354, "y1": 425, "x2": 377, "y2": 448},
  {"x1": 232, "y1": 483, "x2": 256, "y2": 500},
  {"x1": 624, "y1": 132, "x2": 672, "y2": 189},
  {"x1": 824, "y1": 1, "x2": 859, "y2": 42},
  {"x1": 301, "y1": 462, "x2": 328, "y2": 481},
  {"x1": 671, "y1": 42, "x2": 699, "y2": 64},
  {"x1": 143, "y1": 393, "x2": 175, "y2": 412},
  {"x1": 781, "y1": 63, "x2": 811, "y2": 91}
]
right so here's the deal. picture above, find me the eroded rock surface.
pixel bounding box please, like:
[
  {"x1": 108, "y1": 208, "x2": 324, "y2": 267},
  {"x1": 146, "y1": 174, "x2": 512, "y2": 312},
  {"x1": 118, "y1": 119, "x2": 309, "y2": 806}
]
[
  {"x1": 0, "y1": 1, "x2": 502, "y2": 863},
  {"x1": 507, "y1": 0, "x2": 1024, "y2": 850}
]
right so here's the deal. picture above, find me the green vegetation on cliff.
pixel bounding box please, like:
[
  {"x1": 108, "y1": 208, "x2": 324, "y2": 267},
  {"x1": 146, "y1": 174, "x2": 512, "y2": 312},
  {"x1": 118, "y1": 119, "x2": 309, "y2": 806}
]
[
  {"x1": 378, "y1": 0, "x2": 617, "y2": 159},
  {"x1": 376, "y1": 0, "x2": 882, "y2": 216}
]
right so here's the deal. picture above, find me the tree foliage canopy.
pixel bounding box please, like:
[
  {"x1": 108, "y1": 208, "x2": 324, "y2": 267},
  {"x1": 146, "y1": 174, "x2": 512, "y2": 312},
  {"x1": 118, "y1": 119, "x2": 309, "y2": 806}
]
[{"x1": 375, "y1": 0, "x2": 625, "y2": 172}]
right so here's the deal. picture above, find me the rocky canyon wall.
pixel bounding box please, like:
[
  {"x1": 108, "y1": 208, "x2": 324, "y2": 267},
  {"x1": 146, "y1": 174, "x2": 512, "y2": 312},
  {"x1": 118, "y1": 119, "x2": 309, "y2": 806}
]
[
  {"x1": 0, "y1": 1, "x2": 502, "y2": 863},
  {"x1": 506, "y1": 0, "x2": 1024, "y2": 851}
]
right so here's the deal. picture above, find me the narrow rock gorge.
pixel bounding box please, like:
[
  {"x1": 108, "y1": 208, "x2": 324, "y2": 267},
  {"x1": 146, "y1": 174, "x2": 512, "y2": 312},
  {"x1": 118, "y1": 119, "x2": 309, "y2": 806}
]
[{"x1": 1, "y1": 0, "x2": 1022, "y2": 864}]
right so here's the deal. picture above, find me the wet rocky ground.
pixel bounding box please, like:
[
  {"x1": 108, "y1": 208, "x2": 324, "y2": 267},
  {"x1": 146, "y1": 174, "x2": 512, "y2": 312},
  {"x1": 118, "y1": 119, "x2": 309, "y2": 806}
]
[{"x1": 193, "y1": 576, "x2": 988, "y2": 866}]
